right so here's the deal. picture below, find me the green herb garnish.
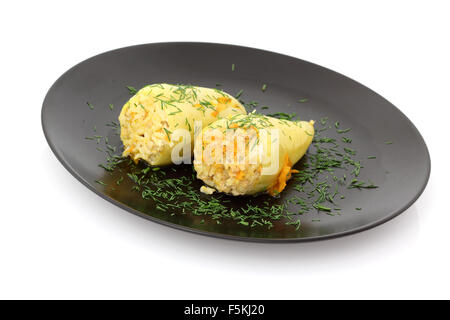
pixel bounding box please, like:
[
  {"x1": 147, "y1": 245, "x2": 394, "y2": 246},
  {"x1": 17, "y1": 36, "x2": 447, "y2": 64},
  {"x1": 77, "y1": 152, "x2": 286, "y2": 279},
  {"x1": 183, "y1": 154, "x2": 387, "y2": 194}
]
[
  {"x1": 126, "y1": 86, "x2": 137, "y2": 95},
  {"x1": 262, "y1": 84, "x2": 267, "y2": 92},
  {"x1": 163, "y1": 128, "x2": 172, "y2": 140},
  {"x1": 267, "y1": 112, "x2": 297, "y2": 121},
  {"x1": 337, "y1": 128, "x2": 351, "y2": 134}
]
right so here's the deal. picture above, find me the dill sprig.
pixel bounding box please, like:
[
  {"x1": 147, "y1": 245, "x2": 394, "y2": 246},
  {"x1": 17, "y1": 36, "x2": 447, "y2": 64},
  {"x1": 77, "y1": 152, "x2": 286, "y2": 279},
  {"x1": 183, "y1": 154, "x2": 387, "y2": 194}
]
[
  {"x1": 126, "y1": 86, "x2": 137, "y2": 95},
  {"x1": 267, "y1": 112, "x2": 297, "y2": 121},
  {"x1": 261, "y1": 84, "x2": 267, "y2": 92}
]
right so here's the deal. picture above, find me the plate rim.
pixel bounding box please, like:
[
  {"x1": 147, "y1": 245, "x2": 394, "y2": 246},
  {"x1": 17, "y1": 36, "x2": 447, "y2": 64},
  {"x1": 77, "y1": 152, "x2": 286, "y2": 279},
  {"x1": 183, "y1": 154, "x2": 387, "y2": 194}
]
[{"x1": 41, "y1": 41, "x2": 431, "y2": 243}]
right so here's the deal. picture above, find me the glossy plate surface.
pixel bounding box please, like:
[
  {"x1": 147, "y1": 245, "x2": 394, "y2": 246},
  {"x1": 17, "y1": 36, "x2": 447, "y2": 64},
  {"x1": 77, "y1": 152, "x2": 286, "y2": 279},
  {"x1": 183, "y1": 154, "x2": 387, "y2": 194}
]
[{"x1": 42, "y1": 42, "x2": 430, "y2": 242}]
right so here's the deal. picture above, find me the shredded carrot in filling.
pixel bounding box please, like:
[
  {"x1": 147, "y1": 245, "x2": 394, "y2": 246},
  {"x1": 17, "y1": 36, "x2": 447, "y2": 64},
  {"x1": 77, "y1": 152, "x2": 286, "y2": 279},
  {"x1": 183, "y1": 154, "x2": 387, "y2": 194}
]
[
  {"x1": 217, "y1": 97, "x2": 231, "y2": 104},
  {"x1": 267, "y1": 154, "x2": 297, "y2": 196},
  {"x1": 236, "y1": 171, "x2": 244, "y2": 180},
  {"x1": 211, "y1": 103, "x2": 226, "y2": 118}
]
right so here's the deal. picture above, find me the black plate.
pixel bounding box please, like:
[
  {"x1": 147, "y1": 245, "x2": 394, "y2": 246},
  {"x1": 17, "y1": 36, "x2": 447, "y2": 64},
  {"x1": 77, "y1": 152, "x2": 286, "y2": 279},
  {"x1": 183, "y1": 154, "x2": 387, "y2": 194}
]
[{"x1": 42, "y1": 42, "x2": 430, "y2": 242}]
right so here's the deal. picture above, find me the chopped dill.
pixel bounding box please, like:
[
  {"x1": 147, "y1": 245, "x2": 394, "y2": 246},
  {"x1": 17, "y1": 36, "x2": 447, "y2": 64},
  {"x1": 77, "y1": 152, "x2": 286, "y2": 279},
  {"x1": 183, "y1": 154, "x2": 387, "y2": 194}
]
[
  {"x1": 262, "y1": 84, "x2": 267, "y2": 92},
  {"x1": 313, "y1": 204, "x2": 332, "y2": 212},
  {"x1": 337, "y1": 128, "x2": 351, "y2": 134},
  {"x1": 342, "y1": 137, "x2": 352, "y2": 143},
  {"x1": 348, "y1": 179, "x2": 378, "y2": 189},
  {"x1": 267, "y1": 112, "x2": 297, "y2": 121},
  {"x1": 95, "y1": 180, "x2": 107, "y2": 186},
  {"x1": 126, "y1": 86, "x2": 137, "y2": 95},
  {"x1": 163, "y1": 128, "x2": 172, "y2": 140}
]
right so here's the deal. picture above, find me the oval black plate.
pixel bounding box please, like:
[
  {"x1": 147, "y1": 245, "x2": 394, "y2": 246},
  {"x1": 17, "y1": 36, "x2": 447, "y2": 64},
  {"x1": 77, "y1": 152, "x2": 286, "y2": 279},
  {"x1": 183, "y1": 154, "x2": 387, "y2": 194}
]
[{"x1": 42, "y1": 42, "x2": 430, "y2": 242}]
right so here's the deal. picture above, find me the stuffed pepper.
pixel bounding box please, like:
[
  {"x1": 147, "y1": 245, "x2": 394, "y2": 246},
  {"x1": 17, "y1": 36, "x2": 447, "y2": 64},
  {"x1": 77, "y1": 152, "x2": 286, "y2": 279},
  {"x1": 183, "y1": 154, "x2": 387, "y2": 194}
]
[{"x1": 194, "y1": 113, "x2": 315, "y2": 196}]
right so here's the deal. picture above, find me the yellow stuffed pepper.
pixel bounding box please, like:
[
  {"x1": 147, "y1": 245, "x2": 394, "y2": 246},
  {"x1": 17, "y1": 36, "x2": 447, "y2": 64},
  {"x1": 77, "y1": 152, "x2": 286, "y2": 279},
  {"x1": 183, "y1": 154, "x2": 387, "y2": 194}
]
[{"x1": 194, "y1": 113, "x2": 315, "y2": 196}]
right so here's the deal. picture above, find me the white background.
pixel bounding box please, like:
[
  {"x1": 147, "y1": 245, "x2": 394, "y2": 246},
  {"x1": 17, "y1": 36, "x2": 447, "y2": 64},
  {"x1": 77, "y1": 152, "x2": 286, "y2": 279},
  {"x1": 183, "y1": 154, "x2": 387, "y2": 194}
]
[{"x1": 0, "y1": 0, "x2": 448, "y2": 299}]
